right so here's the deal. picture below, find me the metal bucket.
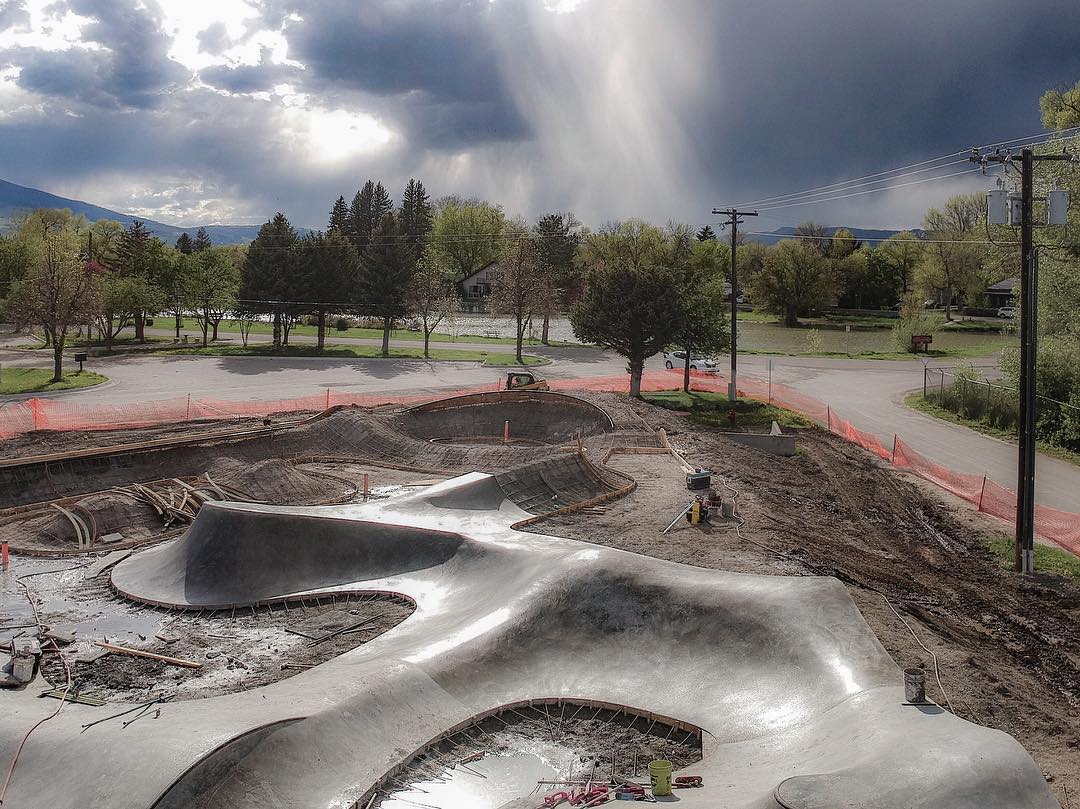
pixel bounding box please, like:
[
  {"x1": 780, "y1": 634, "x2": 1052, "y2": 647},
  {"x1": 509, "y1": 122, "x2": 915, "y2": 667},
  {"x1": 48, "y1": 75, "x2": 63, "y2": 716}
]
[{"x1": 904, "y1": 667, "x2": 927, "y2": 703}]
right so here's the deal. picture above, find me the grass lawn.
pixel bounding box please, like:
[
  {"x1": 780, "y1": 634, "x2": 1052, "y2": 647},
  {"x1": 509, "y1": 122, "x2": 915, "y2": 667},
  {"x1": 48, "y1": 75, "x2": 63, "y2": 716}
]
[
  {"x1": 164, "y1": 342, "x2": 546, "y2": 366},
  {"x1": 0, "y1": 368, "x2": 108, "y2": 395},
  {"x1": 643, "y1": 389, "x2": 812, "y2": 429},
  {"x1": 739, "y1": 338, "x2": 1010, "y2": 361},
  {"x1": 984, "y1": 534, "x2": 1080, "y2": 580},
  {"x1": 735, "y1": 310, "x2": 780, "y2": 323},
  {"x1": 170, "y1": 318, "x2": 580, "y2": 347},
  {"x1": 904, "y1": 392, "x2": 1080, "y2": 467}
]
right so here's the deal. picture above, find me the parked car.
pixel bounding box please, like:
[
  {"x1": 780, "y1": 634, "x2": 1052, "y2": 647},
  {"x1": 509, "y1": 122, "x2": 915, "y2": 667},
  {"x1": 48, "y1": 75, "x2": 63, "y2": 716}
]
[
  {"x1": 997, "y1": 306, "x2": 1017, "y2": 319},
  {"x1": 662, "y1": 351, "x2": 718, "y2": 372}
]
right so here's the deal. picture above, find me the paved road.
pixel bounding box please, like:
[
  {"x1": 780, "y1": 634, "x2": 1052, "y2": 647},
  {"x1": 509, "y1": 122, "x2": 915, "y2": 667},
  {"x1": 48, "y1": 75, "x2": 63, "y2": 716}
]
[{"x1": 2, "y1": 335, "x2": 1075, "y2": 513}]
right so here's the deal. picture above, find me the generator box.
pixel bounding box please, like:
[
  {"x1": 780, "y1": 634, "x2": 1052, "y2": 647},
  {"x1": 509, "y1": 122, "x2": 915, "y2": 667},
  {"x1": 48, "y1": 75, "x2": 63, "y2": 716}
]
[{"x1": 686, "y1": 470, "x2": 711, "y2": 491}]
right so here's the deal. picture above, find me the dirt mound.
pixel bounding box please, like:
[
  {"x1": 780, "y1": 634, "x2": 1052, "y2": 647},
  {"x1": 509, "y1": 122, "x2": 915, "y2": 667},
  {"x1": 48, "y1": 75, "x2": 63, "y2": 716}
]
[
  {"x1": 210, "y1": 458, "x2": 356, "y2": 505},
  {"x1": 532, "y1": 400, "x2": 1080, "y2": 805}
]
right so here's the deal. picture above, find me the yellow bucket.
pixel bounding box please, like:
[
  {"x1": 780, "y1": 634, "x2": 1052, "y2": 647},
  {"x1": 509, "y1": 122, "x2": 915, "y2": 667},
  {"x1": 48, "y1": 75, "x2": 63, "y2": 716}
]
[{"x1": 649, "y1": 759, "x2": 673, "y2": 796}]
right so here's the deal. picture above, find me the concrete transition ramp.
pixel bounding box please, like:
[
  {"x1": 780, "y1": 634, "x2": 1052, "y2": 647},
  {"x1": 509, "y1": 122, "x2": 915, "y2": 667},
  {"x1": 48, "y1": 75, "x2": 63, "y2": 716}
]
[{"x1": 0, "y1": 474, "x2": 1056, "y2": 809}]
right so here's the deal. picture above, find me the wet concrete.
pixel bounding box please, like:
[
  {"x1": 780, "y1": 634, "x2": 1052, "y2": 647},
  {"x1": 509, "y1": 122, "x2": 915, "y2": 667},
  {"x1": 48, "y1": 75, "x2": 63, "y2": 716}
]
[{"x1": 0, "y1": 473, "x2": 1057, "y2": 809}]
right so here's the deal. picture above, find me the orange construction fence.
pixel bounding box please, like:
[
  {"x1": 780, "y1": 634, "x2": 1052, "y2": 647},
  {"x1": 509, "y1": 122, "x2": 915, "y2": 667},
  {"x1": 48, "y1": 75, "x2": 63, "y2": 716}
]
[{"x1": 2, "y1": 367, "x2": 1078, "y2": 557}]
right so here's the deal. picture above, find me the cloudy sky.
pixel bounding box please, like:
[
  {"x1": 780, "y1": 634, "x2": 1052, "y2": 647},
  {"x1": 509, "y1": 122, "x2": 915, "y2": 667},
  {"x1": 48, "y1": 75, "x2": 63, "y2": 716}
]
[{"x1": 1, "y1": 0, "x2": 1079, "y2": 233}]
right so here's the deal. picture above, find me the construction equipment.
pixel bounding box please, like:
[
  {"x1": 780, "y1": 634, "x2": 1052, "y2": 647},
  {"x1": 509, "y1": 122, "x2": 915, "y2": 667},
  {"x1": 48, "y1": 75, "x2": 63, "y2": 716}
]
[
  {"x1": 686, "y1": 469, "x2": 712, "y2": 491},
  {"x1": 505, "y1": 371, "x2": 549, "y2": 391}
]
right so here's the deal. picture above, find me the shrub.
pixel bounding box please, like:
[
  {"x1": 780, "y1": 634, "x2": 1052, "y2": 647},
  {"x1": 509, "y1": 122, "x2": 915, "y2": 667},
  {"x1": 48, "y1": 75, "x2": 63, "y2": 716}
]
[{"x1": 334, "y1": 317, "x2": 353, "y2": 331}]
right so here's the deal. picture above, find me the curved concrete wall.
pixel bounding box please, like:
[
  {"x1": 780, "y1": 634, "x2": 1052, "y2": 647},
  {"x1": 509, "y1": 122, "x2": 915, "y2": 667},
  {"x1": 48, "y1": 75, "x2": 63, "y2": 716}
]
[
  {"x1": 399, "y1": 391, "x2": 614, "y2": 444},
  {"x1": 1, "y1": 474, "x2": 1056, "y2": 809}
]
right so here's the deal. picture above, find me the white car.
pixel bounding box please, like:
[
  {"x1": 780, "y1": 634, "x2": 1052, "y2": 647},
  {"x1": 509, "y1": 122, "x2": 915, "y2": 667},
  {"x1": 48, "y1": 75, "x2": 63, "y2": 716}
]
[
  {"x1": 662, "y1": 351, "x2": 718, "y2": 372},
  {"x1": 997, "y1": 306, "x2": 1017, "y2": 319}
]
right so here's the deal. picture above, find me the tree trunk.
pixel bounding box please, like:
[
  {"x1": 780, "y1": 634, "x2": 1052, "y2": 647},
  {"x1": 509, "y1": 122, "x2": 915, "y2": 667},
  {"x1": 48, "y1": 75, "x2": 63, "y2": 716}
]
[
  {"x1": 317, "y1": 308, "x2": 326, "y2": 351},
  {"x1": 516, "y1": 315, "x2": 525, "y2": 364},
  {"x1": 201, "y1": 309, "x2": 209, "y2": 348},
  {"x1": 272, "y1": 311, "x2": 282, "y2": 350},
  {"x1": 944, "y1": 295, "x2": 953, "y2": 322},
  {"x1": 105, "y1": 320, "x2": 114, "y2": 351},
  {"x1": 542, "y1": 313, "x2": 550, "y2": 345},
  {"x1": 683, "y1": 348, "x2": 691, "y2": 393},
  {"x1": 52, "y1": 337, "x2": 64, "y2": 383},
  {"x1": 135, "y1": 311, "x2": 144, "y2": 343},
  {"x1": 175, "y1": 301, "x2": 181, "y2": 340},
  {"x1": 381, "y1": 318, "x2": 391, "y2": 357},
  {"x1": 629, "y1": 355, "x2": 644, "y2": 398},
  {"x1": 785, "y1": 306, "x2": 799, "y2": 328},
  {"x1": 424, "y1": 329, "x2": 431, "y2": 359}
]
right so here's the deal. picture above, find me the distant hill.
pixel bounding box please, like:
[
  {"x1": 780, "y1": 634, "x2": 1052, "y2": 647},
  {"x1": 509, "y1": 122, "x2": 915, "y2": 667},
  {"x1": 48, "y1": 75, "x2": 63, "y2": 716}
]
[
  {"x1": 747, "y1": 226, "x2": 923, "y2": 246},
  {"x1": 0, "y1": 178, "x2": 270, "y2": 245}
]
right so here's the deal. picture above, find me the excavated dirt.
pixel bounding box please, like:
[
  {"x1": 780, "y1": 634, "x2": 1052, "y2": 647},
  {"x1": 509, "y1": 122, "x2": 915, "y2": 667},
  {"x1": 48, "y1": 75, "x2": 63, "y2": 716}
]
[
  {"x1": 532, "y1": 399, "x2": 1080, "y2": 805},
  {"x1": 38, "y1": 593, "x2": 414, "y2": 703}
]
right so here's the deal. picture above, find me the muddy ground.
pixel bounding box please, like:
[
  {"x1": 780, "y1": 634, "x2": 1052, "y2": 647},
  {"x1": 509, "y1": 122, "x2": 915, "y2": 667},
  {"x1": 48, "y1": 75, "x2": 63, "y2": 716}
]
[{"x1": 532, "y1": 400, "x2": 1080, "y2": 805}]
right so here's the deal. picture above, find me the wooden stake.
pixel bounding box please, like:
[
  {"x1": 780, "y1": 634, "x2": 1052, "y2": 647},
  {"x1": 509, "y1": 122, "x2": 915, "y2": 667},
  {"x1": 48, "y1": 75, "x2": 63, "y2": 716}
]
[{"x1": 94, "y1": 641, "x2": 203, "y2": 669}]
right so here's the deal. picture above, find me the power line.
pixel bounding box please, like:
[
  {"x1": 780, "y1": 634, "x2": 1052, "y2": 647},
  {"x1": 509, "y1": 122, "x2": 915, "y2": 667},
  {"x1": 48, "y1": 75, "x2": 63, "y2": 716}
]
[
  {"x1": 737, "y1": 230, "x2": 995, "y2": 245},
  {"x1": 753, "y1": 167, "x2": 984, "y2": 211}
]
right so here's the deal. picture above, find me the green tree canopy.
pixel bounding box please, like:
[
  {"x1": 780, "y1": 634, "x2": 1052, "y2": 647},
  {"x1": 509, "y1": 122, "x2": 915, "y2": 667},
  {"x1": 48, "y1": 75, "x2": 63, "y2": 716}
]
[
  {"x1": 430, "y1": 196, "x2": 506, "y2": 279},
  {"x1": 358, "y1": 212, "x2": 417, "y2": 356},
  {"x1": 750, "y1": 239, "x2": 830, "y2": 326},
  {"x1": 570, "y1": 220, "x2": 691, "y2": 396}
]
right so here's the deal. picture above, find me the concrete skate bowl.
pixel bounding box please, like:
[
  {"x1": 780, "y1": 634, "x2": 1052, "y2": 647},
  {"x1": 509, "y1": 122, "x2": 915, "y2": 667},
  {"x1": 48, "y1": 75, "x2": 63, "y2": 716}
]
[
  {"x1": 110, "y1": 500, "x2": 465, "y2": 609},
  {"x1": 397, "y1": 390, "x2": 615, "y2": 446},
  {"x1": 88, "y1": 476, "x2": 1057, "y2": 809}
]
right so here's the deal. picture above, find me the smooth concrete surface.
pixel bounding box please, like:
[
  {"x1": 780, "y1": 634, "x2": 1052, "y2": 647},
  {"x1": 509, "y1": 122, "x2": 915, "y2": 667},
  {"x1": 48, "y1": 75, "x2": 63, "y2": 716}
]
[{"x1": 0, "y1": 474, "x2": 1057, "y2": 809}]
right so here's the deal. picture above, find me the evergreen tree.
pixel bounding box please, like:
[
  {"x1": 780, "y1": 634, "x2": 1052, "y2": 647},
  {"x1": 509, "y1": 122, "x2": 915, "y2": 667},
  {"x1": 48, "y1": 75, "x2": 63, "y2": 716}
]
[
  {"x1": 697, "y1": 225, "x2": 716, "y2": 241},
  {"x1": 112, "y1": 221, "x2": 155, "y2": 341},
  {"x1": 175, "y1": 232, "x2": 195, "y2": 254},
  {"x1": 293, "y1": 230, "x2": 357, "y2": 349},
  {"x1": 328, "y1": 196, "x2": 349, "y2": 234},
  {"x1": 193, "y1": 227, "x2": 212, "y2": 252},
  {"x1": 357, "y1": 212, "x2": 416, "y2": 356},
  {"x1": 347, "y1": 182, "x2": 374, "y2": 248},
  {"x1": 533, "y1": 211, "x2": 583, "y2": 343},
  {"x1": 241, "y1": 212, "x2": 297, "y2": 348},
  {"x1": 371, "y1": 181, "x2": 393, "y2": 227},
  {"x1": 399, "y1": 179, "x2": 433, "y2": 244}
]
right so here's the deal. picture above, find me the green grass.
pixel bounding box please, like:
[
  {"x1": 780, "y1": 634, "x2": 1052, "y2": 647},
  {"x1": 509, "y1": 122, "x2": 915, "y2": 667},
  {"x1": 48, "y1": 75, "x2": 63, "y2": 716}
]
[
  {"x1": 904, "y1": 392, "x2": 1080, "y2": 467},
  {"x1": 984, "y1": 534, "x2": 1080, "y2": 580},
  {"x1": 735, "y1": 309, "x2": 780, "y2": 323},
  {"x1": 163, "y1": 342, "x2": 546, "y2": 366},
  {"x1": 0, "y1": 368, "x2": 108, "y2": 394},
  {"x1": 167, "y1": 318, "x2": 580, "y2": 347},
  {"x1": 941, "y1": 319, "x2": 1009, "y2": 333},
  {"x1": 643, "y1": 390, "x2": 812, "y2": 429},
  {"x1": 737, "y1": 337, "x2": 1010, "y2": 362}
]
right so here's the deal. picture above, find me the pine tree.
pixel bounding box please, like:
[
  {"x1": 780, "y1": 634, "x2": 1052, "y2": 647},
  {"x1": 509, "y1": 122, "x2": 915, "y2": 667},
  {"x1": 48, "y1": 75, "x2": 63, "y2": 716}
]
[
  {"x1": 328, "y1": 196, "x2": 349, "y2": 234},
  {"x1": 371, "y1": 182, "x2": 393, "y2": 230},
  {"x1": 113, "y1": 221, "x2": 151, "y2": 273},
  {"x1": 399, "y1": 179, "x2": 433, "y2": 245},
  {"x1": 194, "y1": 227, "x2": 212, "y2": 252},
  {"x1": 347, "y1": 182, "x2": 374, "y2": 249},
  {"x1": 241, "y1": 212, "x2": 297, "y2": 349},
  {"x1": 533, "y1": 212, "x2": 582, "y2": 343},
  {"x1": 175, "y1": 232, "x2": 195, "y2": 254},
  {"x1": 697, "y1": 225, "x2": 716, "y2": 241},
  {"x1": 357, "y1": 212, "x2": 416, "y2": 357}
]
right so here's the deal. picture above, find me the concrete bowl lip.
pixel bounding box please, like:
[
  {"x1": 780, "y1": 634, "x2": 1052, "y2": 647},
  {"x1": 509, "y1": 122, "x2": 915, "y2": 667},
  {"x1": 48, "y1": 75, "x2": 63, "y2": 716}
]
[{"x1": 404, "y1": 389, "x2": 617, "y2": 432}]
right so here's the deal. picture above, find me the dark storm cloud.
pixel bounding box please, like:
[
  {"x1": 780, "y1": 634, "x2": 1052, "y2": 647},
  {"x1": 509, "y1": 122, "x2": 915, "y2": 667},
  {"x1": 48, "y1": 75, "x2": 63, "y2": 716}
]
[
  {"x1": 3, "y1": 0, "x2": 1080, "y2": 230},
  {"x1": 276, "y1": 0, "x2": 530, "y2": 146},
  {"x1": 196, "y1": 21, "x2": 231, "y2": 56},
  {"x1": 0, "y1": 0, "x2": 29, "y2": 31},
  {"x1": 5, "y1": 0, "x2": 189, "y2": 109},
  {"x1": 200, "y1": 50, "x2": 300, "y2": 94}
]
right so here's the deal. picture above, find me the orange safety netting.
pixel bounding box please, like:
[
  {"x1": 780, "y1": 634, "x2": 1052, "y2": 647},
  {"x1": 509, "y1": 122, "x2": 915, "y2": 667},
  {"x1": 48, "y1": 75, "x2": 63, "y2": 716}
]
[{"x1": 2, "y1": 367, "x2": 1079, "y2": 556}]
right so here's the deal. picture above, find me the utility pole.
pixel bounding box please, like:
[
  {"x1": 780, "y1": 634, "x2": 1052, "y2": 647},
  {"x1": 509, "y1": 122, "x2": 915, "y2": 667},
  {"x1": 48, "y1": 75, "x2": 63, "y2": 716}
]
[
  {"x1": 972, "y1": 145, "x2": 1074, "y2": 573},
  {"x1": 711, "y1": 207, "x2": 758, "y2": 401}
]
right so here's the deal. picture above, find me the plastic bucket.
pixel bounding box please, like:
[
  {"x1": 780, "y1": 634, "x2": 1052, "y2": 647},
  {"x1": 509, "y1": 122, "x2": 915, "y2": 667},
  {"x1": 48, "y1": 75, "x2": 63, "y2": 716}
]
[{"x1": 649, "y1": 760, "x2": 673, "y2": 796}]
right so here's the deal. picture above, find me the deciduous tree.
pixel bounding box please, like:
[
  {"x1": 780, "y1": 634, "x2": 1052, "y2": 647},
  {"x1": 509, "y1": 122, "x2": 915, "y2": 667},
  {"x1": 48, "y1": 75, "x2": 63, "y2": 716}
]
[
  {"x1": 750, "y1": 239, "x2": 830, "y2": 326},
  {"x1": 492, "y1": 221, "x2": 545, "y2": 364},
  {"x1": 430, "y1": 197, "x2": 506, "y2": 280},
  {"x1": 5, "y1": 232, "x2": 100, "y2": 381},
  {"x1": 408, "y1": 247, "x2": 457, "y2": 358},
  {"x1": 570, "y1": 220, "x2": 689, "y2": 397}
]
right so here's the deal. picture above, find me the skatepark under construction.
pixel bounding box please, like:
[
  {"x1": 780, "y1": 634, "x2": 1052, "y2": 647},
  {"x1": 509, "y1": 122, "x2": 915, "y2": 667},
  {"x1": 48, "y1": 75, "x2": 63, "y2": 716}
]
[{"x1": 0, "y1": 389, "x2": 1066, "y2": 808}]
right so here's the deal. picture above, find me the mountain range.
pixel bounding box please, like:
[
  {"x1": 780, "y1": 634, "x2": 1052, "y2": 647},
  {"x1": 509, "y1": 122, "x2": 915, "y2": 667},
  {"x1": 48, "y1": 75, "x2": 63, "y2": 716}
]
[
  {"x1": 1, "y1": 177, "x2": 916, "y2": 248},
  {"x1": 0, "y1": 178, "x2": 266, "y2": 245}
]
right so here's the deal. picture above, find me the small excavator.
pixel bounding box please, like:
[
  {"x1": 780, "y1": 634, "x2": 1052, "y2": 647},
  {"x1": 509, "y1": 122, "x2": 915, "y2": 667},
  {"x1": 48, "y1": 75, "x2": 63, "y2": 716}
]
[{"x1": 504, "y1": 371, "x2": 549, "y2": 391}]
